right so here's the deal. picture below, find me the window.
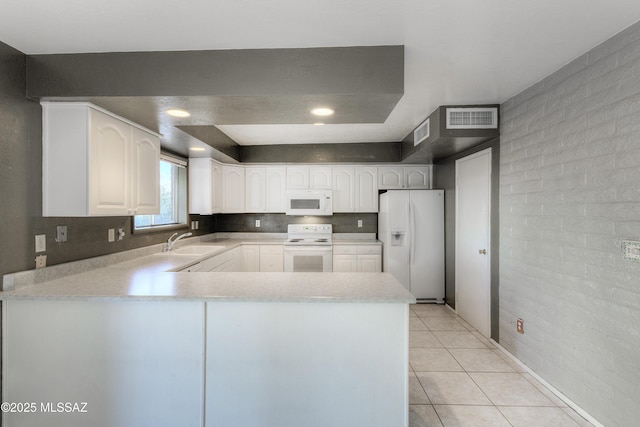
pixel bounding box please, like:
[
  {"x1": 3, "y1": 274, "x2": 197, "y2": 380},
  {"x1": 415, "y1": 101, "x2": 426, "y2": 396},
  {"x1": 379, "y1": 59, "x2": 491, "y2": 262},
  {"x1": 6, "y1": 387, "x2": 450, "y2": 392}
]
[{"x1": 134, "y1": 155, "x2": 188, "y2": 231}]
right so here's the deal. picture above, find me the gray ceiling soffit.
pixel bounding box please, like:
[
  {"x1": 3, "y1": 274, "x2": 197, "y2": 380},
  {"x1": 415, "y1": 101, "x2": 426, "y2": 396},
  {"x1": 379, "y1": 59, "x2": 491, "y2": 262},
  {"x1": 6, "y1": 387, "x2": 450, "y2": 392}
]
[
  {"x1": 177, "y1": 125, "x2": 242, "y2": 161},
  {"x1": 401, "y1": 105, "x2": 500, "y2": 164},
  {"x1": 25, "y1": 46, "x2": 404, "y2": 98},
  {"x1": 240, "y1": 143, "x2": 402, "y2": 164}
]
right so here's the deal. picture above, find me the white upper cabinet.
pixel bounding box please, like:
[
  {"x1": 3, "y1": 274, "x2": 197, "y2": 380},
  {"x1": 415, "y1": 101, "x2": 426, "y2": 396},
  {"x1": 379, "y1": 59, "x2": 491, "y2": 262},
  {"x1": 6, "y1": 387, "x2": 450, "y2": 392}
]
[
  {"x1": 245, "y1": 167, "x2": 287, "y2": 213},
  {"x1": 286, "y1": 166, "x2": 309, "y2": 190},
  {"x1": 265, "y1": 167, "x2": 287, "y2": 212},
  {"x1": 189, "y1": 158, "x2": 222, "y2": 215},
  {"x1": 332, "y1": 166, "x2": 378, "y2": 213},
  {"x1": 378, "y1": 166, "x2": 431, "y2": 189},
  {"x1": 309, "y1": 166, "x2": 332, "y2": 189},
  {"x1": 222, "y1": 165, "x2": 245, "y2": 213},
  {"x1": 355, "y1": 167, "x2": 378, "y2": 212},
  {"x1": 132, "y1": 127, "x2": 161, "y2": 215},
  {"x1": 332, "y1": 167, "x2": 356, "y2": 213},
  {"x1": 286, "y1": 166, "x2": 332, "y2": 190},
  {"x1": 42, "y1": 102, "x2": 160, "y2": 217},
  {"x1": 378, "y1": 167, "x2": 404, "y2": 189},
  {"x1": 404, "y1": 166, "x2": 431, "y2": 189},
  {"x1": 245, "y1": 167, "x2": 266, "y2": 213}
]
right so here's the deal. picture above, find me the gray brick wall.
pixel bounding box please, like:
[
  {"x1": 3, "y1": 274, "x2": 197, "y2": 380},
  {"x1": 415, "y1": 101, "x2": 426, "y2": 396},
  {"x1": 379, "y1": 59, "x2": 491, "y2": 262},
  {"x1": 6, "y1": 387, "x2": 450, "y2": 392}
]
[{"x1": 500, "y1": 21, "x2": 640, "y2": 427}]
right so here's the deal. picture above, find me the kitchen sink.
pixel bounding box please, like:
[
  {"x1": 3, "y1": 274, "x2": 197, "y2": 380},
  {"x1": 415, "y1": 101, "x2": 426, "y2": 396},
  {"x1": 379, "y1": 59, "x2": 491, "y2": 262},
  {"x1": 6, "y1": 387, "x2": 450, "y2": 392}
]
[{"x1": 166, "y1": 245, "x2": 226, "y2": 256}]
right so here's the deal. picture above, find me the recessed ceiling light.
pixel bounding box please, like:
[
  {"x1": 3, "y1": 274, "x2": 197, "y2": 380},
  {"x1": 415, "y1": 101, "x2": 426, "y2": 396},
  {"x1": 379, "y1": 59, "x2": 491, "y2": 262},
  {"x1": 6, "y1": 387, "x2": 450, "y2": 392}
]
[
  {"x1": 311, "y1": 107, "x2": 334, "y2": 116},
  {"x1": 166, "y1": 109, "x2": 191, "y2": 118},
  {"x1": 190, "y1": 147, "x2": 205, "y2": 152}
]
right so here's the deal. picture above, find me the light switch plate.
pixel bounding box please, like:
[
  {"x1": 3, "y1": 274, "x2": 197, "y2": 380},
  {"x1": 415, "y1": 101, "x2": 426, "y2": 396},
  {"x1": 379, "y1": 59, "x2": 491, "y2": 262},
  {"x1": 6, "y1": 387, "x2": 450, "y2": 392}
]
[
  {"x1": 56, "y1": 225, "x2": 68, "y2": 243},
  {"x1": 622, "y1": 240, "x2": 640, "y2": 262},
  {"x1": 35, "y1": 234, "x2": 46, "y2": 253},
  {"x1": 108, "y1": 229, "x2": 115, "y2": 242}
]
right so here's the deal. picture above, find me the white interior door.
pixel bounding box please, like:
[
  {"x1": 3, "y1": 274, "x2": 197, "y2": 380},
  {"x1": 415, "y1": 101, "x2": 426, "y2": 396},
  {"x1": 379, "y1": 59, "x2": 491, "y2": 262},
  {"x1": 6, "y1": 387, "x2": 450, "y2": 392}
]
[{"x1": 455, "y1": 149, "x2": 491, "y2": 337}]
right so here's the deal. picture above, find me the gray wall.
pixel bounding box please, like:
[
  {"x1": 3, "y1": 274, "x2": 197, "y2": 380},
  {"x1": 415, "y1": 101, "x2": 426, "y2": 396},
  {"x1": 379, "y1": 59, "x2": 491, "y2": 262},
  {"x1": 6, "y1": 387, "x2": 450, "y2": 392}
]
[
  {"x1": 432, "y1": 138, "x2": 500, "y2": 339},
  {"x1": 0, "y1": 41, "x2": 212, "y2": 278},
  {"x1": 499, "y1": 21, "x2": 640, "y2": 427}
]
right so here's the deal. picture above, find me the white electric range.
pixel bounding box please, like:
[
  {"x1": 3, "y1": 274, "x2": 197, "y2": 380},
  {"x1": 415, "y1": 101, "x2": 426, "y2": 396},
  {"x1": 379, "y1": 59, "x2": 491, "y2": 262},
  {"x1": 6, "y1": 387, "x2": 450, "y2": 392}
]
[{"x1": 283, "y1": 224, "x2": 333, "y2": 272}]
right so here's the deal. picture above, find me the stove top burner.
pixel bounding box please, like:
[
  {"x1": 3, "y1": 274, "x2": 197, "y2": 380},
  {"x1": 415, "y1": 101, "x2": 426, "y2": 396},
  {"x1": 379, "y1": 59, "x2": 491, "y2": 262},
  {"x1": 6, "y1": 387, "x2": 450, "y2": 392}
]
[{"x1": 285, "y1": 224, "x2": 333, "y2": 247}]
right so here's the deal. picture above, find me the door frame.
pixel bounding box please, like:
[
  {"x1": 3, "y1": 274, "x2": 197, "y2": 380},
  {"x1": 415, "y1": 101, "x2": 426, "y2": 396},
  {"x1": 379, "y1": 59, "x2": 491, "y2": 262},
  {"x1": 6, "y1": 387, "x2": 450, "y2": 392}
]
[{"x1": 454, "y1": 147, "x2": 492, "y2": 337}]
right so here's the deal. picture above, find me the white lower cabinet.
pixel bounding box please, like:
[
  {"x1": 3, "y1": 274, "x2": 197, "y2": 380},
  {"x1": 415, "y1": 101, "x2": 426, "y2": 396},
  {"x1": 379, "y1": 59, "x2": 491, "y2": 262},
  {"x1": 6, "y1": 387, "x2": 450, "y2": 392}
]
[
  {"x1": 259, "y1": 245, "x2": 284, "y2": 272},
  {"x1": 243, "y1": 245, "x2": 260, "y2": 272},
  {"x1": 333, "y1": 244, "x2": 382, "y2": 272},
  {"x1": 3, "y1": 300, "x2": 205, "y2": 427},
  {"x1": 357, "y1": 255, "x2": 382, "y2": 272},
  {"x1": 333, "y1": 255, "x2": 358, "y2": 272}
]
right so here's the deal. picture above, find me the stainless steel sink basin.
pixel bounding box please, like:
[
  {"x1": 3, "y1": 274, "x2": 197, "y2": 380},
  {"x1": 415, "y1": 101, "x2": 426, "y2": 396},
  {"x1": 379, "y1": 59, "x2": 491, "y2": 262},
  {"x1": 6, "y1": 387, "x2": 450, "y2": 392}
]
[{"x1": 166, "y1": 245, "x2": 225, "y2": 256}]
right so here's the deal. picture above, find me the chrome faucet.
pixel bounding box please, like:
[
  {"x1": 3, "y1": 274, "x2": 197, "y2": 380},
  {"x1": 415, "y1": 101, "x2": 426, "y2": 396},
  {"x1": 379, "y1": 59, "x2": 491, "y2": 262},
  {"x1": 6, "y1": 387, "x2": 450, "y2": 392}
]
[{"x1": 165, "y1": 232, "x2": 193, "y2": 252}]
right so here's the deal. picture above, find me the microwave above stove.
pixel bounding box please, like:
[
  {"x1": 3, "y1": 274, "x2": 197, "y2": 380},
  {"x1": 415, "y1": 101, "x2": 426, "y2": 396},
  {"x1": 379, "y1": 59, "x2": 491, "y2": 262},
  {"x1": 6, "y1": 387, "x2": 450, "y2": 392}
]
[{"x1": 285, "y1": 190, "x2": 333, "y2": 216}]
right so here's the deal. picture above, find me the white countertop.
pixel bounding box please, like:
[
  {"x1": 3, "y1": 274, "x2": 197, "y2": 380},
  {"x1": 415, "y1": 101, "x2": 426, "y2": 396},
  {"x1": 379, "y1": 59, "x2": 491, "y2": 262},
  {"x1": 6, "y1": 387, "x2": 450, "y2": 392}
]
[{"x1": 1, "y1": 235, "x2": 414, "y2": 304}]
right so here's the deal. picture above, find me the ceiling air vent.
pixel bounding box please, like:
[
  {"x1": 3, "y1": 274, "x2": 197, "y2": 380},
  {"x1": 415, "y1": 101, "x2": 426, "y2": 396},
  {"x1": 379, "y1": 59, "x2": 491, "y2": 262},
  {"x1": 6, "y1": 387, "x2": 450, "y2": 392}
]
[
  {"x1": 413, "y1": 118, "x2": 430, "y2": 146},
  {"x1": 446, "y1": 107, "x2": 498, "y2": 129}
]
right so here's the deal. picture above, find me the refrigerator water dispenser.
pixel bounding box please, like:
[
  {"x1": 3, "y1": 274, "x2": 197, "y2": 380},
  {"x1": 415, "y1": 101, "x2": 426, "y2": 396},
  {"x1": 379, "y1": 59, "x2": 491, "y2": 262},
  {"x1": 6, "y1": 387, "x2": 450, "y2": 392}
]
[{"x1": 390, "y1": 231, "x2": 406, "y2": 246}]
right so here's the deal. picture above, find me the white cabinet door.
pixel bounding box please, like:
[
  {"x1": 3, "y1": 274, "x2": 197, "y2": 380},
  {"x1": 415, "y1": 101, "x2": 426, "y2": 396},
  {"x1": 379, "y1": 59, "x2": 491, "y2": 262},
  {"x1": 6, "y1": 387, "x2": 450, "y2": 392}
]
[
  {"x1": 404, "y1": 166, "x2": 431, "y2": 189},
  {"x1": 286, "y1": 166, "x2": 309, "y2": 189},
  {"x1": 265, "y1": 167, "x2": 287, "y2": 212},
  {"x1": 211, "y1": 162, "x2": 223, "y2": 213},
  {"x1": 378, "y1": 167, "x2": 404, "y2": 190},
  {"x1": 229, "y1": 247, "x2": 243, "y2": 272},
  {"x1": 332, "y1": 167, "x2": 355, "y2": 212},
  {"x1": 355, "y1": 167, "x2": 378, "y2": 212},
  {"x1": 333, "y1": 255, "x2": 358, "y2": 272},
  {"x1": 132, "y1": 127, "x2": 160, "y2": 215},
  {"x1": 259, "y1": 245, "x2": 284, "y2": 272},
  {"x1": 88, "y1": 108, "x2": 132, "y2": 215},
  {"x1": 245, "y1": 167, "x2": 266, "y2": 213},
  {"x1": 243, "y1": 245, "x2": 260, "y2": 272},
  {"x1": 357, "y1": 255, "x2": 382, "y2": 272},
  {"x1": 222, "y1": 165, "x2": 245, "y2": 213},
  {"x1": 287, "y1": 166, "x2": 332, "y2": 190},
  {"x1": 379, "y1": 166, "x2": 431, "y2": 189},
  {"x1": 309, "y1": 166, "x2": 332, "y2": 189}
]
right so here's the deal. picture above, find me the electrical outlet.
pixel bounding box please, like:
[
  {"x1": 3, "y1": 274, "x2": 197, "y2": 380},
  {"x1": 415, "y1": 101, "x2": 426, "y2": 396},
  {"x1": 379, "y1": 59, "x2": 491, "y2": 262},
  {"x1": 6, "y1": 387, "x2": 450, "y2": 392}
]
[
  {"x1": 108, "y1": 229, "x2": 115, "y2": 242},
  {"x1": 357, "y1": 220, "x2": 363, "y2": 228},
  {"x1": 516, "y1": 318, "x2": 524, "y2": 334},
  {"x1": 35, "y1": 255, "x2": 47, "y2": 269},
  {"x1": 195, "y1": 221, "x2": 199, "y2": 230},
  {"x1": 191, "y1": 221, "x2": 196, "y2": 230},
  {"x1": 255, "y1": 220, "x2": 261, "y2": 228},
  {"x1": 117, "y1": 228, "x2": 125, "y2": 241},
  {"x1": 35, "y1": 234, "x2": 46, "y2": 253}
]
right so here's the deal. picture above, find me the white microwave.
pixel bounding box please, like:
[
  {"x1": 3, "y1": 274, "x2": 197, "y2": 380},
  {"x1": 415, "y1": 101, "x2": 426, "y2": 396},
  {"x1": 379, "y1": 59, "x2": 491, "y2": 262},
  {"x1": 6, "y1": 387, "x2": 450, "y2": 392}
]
[{"x1": 285, "y1": 190, "x2": 333, "y2": 216}]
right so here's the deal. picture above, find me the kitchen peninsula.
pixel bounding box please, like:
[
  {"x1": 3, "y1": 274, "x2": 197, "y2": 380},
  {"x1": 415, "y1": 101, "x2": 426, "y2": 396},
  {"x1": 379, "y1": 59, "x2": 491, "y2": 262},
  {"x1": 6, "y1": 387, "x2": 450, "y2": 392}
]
[{"x1": 1, "y1": 237, "x2": 414, "y2": 427}]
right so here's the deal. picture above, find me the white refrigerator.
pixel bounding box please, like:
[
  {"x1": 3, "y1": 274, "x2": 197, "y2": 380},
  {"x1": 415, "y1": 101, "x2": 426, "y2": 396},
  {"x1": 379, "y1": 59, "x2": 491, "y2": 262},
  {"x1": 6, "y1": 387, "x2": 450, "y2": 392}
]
[{"x1": 378, "y1": 190, "x2": 445, "y2": 302}]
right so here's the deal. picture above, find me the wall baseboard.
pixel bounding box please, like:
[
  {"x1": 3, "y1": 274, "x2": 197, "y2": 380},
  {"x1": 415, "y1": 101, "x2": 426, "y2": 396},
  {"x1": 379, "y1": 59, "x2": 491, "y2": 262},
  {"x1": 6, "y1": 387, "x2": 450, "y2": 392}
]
[{"x1": 491, "y1": 339, "x2": 603, "y2": 427}]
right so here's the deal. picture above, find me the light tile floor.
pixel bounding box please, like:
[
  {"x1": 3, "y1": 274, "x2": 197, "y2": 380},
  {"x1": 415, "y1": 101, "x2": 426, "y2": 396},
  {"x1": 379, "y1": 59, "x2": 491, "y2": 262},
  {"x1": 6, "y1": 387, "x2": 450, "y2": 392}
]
[{"x1": 408, "y1": 304, "x2": 594, "y2": 427}]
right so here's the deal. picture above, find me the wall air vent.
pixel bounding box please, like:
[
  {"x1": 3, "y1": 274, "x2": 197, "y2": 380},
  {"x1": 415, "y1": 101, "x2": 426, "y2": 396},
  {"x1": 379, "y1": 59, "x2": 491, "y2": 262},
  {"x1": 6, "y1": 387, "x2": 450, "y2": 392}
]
[
  {"x1": 413, "y1": 118, "x2": 430, "y2": 146},
  {"x1": 446, "y1": 107, "x2": 498, "y2": 129}
]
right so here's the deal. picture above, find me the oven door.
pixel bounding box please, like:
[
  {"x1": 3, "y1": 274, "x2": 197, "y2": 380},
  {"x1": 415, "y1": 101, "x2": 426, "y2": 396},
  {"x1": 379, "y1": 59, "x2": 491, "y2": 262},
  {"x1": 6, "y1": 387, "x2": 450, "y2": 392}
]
[{"x1": 284, "y1": 246, "x2": 333, "y2": 272}]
